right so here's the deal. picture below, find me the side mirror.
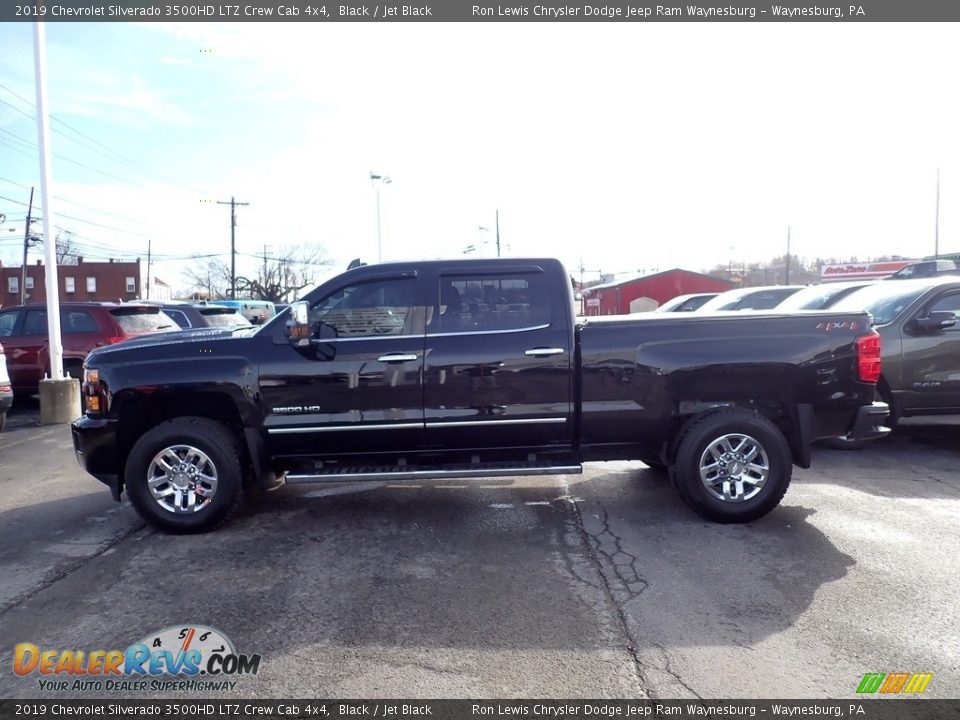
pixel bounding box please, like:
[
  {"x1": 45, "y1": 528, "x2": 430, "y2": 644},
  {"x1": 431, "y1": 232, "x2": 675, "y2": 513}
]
[
  {"x1": 284, "y1": 301, "x2": 310, "y2": 346},
  {"x1": 914, "y1": 310, "x2": 957, "y2": 332}
]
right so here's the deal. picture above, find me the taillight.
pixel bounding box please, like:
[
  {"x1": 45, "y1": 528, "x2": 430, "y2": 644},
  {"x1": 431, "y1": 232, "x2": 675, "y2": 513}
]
[
  {"x1": 856, "y1": 332, "x2": 881, "y2": 383},
  {"x1": 107, "y1": 335, "x2": 126, "y2": 345}
]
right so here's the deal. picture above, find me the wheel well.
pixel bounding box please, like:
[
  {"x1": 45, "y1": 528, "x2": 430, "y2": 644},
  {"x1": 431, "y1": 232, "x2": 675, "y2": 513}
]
[
  {"x1": 115, "y1": 393, "x2": 248, "y2": 488},
  {"x1": 668, "y1": 400, "x2": 797, "y2": 465}
]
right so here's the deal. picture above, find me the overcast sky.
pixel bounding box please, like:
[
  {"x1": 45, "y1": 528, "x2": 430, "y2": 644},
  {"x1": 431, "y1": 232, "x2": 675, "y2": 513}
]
[{"x1": 0, "y1": 21, "x2": 957, "y2": 293}]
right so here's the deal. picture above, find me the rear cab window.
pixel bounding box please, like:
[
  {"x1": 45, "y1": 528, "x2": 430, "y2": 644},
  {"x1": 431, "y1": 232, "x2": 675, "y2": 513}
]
[{"x1": 110, "y1": 307, "x2": 178, "y2": 334}]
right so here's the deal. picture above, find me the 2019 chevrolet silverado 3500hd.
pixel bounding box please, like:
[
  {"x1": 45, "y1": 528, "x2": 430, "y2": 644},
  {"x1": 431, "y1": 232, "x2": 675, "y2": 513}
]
[{"x1": 72, "y1": 258, "x2": 889, "y2": 533}]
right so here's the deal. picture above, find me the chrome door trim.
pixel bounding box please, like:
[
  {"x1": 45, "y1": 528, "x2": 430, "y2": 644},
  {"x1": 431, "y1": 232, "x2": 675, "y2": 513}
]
[
  {"x1": 267, "y1": 422, "x2": 423, "y2": 435},
  {"x1": 425, "y1": 417, "x2": 567, "y2": 428}
]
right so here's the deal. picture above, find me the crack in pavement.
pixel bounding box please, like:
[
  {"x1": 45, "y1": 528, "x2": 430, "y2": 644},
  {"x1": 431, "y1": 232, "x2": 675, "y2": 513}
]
[
  {"x1": 0, "y1": 520, "x2": 148, "y2": 617},
  {"x1": 559, "y1": 478, "x2": 703, "y2": 701},
  {"x1": 557, "y1": 481, "x2": 651, "y2": 699}
]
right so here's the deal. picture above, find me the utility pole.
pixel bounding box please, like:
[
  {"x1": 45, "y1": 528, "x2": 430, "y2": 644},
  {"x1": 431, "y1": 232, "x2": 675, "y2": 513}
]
[
  {"x1": 495, "y1": 209, "x2": 501, "y2": 257},
  {"x1": 217, "y1": 195, "x2": 249, "y2": 299},
  {"x1": 262, "y1": 244, "x2": 270, "y2": 300},
  {"x1": 785, "y1": 226, "x2": 791, "y2": 285},
  {"x1": 935, "y1": 169, "x2": 940, "y2": 259},
  {"x1": 146, "y1": 238, "x2": 152, "y2": 300},
  {"x1": 21, "y1": 186, "x2": 34, "y2": 305}
]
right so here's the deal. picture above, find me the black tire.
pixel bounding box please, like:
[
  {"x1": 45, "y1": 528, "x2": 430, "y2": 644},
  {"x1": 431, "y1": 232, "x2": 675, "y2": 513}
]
[
  {"x1": 671, "y1": 409, "x2": 792, "y2": 523},
  {"x1": 0, "y1": 411, "x2": 6, "y2": 433},
  {"x1": 125, "y1": 416, "x2": 244, "y2": 534}
]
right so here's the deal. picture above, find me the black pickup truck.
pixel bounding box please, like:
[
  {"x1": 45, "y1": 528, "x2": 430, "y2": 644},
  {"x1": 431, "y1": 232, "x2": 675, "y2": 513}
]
[{"x1": 72, "y1": 258, "x2": 889, "y2": 533}]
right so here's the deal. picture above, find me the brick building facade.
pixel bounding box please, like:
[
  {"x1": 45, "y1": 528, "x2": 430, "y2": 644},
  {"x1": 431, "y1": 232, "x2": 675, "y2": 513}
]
[{"x1": 0, "y1": 258, "x2": 146, "y2": 307}]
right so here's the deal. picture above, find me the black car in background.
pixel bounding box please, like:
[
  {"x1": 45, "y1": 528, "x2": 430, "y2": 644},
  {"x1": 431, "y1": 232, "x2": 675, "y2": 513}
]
[
  {"x1": 824, "y1": 277, "x2": 960, "y2": 447},
  {"x1": 886, "y1": 259, "x2": 959, "y2": 280},
  {"x1": 150, "y1": 303, "x2": 252, "y2": 330}
]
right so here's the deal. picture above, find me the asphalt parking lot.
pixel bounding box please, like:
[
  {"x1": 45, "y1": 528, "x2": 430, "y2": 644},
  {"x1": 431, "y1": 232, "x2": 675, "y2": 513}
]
[{"x1": 1, "y1": 399, "x2": 958, "y2": 700}]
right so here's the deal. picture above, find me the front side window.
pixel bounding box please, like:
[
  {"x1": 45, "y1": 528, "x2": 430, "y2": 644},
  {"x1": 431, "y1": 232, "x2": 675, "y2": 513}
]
[
  {"x1": 927, "y1": 293, "x2": 960, "y2": 328},
  {"x1": 309, "y1": 277, "x2": 424, "y2": 339},
  {"x1": 0, "y1": 310, "x2": 20, "y2": 337},
  {"x1": 437, "y1": 274, "x2": 550, "y2": 333},
  {"x1": 23, "y1": 309, "x2": 47, "y2": 336}
]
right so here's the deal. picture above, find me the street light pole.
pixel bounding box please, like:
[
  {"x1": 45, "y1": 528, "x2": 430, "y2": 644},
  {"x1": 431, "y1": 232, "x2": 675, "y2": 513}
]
[{"x1": 370, "y1": 172, "x2": 391, "y2": 263}]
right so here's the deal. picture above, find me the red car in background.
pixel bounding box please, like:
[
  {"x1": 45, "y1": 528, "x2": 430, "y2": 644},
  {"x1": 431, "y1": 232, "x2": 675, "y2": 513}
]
[{"x1": 0, "y1": 302, "x2": 177, "y2": 395}]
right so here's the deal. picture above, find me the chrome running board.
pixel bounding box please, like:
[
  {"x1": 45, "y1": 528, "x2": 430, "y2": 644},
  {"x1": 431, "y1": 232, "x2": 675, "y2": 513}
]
[{"x1": 285, "y1": 464, "x2": 583, "y2": 484}]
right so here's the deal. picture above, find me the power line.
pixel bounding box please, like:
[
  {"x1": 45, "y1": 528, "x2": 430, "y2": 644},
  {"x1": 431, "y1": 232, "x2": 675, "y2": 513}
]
[
  {"x1": 0, "y1": 125, "x2": 151, "y2": 189},
  {"x1": 0, "y1": 82, "x2": 212, "y2": 197}
]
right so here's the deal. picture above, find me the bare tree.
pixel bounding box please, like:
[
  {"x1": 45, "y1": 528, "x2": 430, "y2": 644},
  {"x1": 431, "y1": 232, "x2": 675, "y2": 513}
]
[
  {"x1": 184, "y1": 244, "x2": 329, "y2": 302},
  {"x1": 56, "y1": 231, "x2": 79, "y2": 265}
]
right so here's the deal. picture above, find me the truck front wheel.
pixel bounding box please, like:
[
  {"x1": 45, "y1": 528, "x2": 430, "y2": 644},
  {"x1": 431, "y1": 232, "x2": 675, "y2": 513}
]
[
  {"x1": 125, "y1": 417, "x2": 244, "y2": 534},
  {"x1": 671, "y1": 409, "x2": 792, "y2": 523}
]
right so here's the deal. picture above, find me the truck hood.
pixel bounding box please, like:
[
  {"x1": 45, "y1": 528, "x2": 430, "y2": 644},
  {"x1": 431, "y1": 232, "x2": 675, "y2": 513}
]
[{"x1": 87, "y1": 326, "x2": 250, "y2": 363}]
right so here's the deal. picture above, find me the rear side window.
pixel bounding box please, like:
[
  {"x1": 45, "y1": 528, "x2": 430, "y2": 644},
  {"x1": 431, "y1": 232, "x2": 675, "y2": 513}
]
[
  {"x1": 110, "y1": 308, "x2": 178, "y2": 334},
  {"x1": 164, "y1": 309, "x2": 191, "y2": 328},
  {"x1": 64, "y1": 311, "x2": 98, "y2": 333},
  {"x1": 437, "y1": 274, "x2": 550, "y2": 333}
]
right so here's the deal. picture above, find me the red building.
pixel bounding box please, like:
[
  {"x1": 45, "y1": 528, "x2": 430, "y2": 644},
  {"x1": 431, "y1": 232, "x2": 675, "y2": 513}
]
[
  {"x1": 0, "y1": 258, "x2": 145, "y2": 307},
  {"x1": 582, "y1": 269, "x2": 733, "y2": 316}
]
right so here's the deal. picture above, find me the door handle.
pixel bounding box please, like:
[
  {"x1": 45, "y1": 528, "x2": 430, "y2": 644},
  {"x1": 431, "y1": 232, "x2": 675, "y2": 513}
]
[
  {"x1": 378, "y1": 353, "x2": 419, "y2": 363},
  {"x1": 524, "y1": 347, "x2": 565, "y2": 357}
]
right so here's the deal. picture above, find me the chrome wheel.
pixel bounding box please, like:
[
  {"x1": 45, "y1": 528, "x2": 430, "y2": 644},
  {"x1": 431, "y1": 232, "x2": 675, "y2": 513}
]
[
  {"x1": 146, "y1": 444, "x2": 219, "y2": 514},
  {"x1": 699, "y1": 433, "x2": 769, "y2": 502}
]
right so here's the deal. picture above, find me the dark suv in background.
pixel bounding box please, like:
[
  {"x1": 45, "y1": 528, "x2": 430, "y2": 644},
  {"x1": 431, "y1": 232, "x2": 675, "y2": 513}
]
[
  {"x1": 887, "y1": 259, "x2": 959, "y2": 279},
  {"x1": 823, "y1": 276, "x2": 960, "y2": 447},
  {"x1": 0, "y1": 302, "x2": 177, "y2": 394}
]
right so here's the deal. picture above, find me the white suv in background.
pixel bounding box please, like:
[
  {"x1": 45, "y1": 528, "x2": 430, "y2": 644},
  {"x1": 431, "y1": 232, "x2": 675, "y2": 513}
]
[{"x1": 0, "y1": 342, "x2": 12, "y2": 433}]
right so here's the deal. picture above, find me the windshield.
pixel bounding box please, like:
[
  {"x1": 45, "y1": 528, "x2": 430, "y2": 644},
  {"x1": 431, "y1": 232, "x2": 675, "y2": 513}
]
[
  {"x1": 777, "y1": 284, "x2": 867, "y2": 311},
  {"x1": 830, "y1": 284, "x2": 929, "y2": 325}
]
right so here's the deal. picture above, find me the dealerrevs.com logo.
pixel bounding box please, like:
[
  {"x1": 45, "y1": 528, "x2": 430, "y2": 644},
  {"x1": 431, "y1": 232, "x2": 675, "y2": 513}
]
[
  {"x1": 856, "y1": 672, "x2": 933, "y2": 694},
  {"x1": 13, "y1": 625, "x2": 261, "y2": 693}
]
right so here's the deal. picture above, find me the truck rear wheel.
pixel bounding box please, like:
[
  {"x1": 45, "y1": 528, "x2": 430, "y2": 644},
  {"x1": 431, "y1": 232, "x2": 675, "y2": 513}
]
[
  {"x1": 671, "y1": 409, "x2": 792, "y2": 523},
  {"x1": 125, "y1": 417, "x2": 244, "y2": 534}
]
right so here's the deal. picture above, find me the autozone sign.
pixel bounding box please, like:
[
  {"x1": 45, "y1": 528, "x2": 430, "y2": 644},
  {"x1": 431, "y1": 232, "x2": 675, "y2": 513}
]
[{"x1": 820, "y1": 260, "x2": 914, "y2": 282}]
